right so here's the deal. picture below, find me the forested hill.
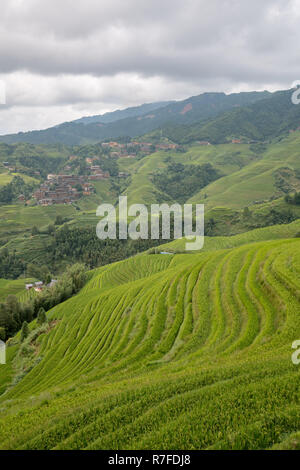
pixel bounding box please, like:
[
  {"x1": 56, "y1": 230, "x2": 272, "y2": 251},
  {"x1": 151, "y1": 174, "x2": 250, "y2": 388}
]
[
  {"x1": 0, "y1": 90, "x2": 270, "y2": 145},
  {"x1": 163, "y1": 89, "x2": 300, "y2": 144}
]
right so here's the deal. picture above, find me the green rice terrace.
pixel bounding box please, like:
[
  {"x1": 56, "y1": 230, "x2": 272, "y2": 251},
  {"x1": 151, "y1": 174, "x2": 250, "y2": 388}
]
[{"x1": 0, "y1": 227, "x2": 299, "y2": 450}]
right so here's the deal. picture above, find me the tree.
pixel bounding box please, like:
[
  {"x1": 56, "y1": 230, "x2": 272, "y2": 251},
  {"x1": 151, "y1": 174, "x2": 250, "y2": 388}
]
[
  {"x1": 31, "y1": 225, "x2": 39, "y2": 236},
  {"x1": 47, "y1": 224, "x2": 55, "y2": 235},
  {"x1": 294, "y1": 192, "x2": 300, "y2": 205},
  {"x1": 55, "y1": 215, "x2": 64, "y2": 225},
  {"x1": 27, "y1": 263, "x2": 50, "y2": 283},
  {"x1": 284, "y1": 194, "x2": 293, "y2": 204},
  {"x1": 0, "y1": 250, "x2": 26, "y2": 280},
  {"x1": 20, "y1": 321, "x2": 29, "y2": 342},
  {"x1": 285, "y1": 192, "x2": 300, "y2": 205},
  {"x1": 75, "y1": 183, "x2": 83, "y2": 192},
  {"x1": 0, "y1": 327, "x2": 5, "y2": 341},
  {"x1": 243, "y1": 206, "x2": 251, "y2": 218},
  {"x1": 37, "y1": 308, "x2": 47, "y2": 326},
  {"x1": 205, "y1": 218, "x2": 216, "y2": 235}
]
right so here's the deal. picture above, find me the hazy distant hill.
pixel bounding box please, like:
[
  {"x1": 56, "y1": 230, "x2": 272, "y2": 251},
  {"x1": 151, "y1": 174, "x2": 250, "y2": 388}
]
[
  {"x1": 71, "y1": 101, "x2": 173, "y2": 125},
  {"x1": 0, "y1": 90, "x2": 270, "y2": 145}
]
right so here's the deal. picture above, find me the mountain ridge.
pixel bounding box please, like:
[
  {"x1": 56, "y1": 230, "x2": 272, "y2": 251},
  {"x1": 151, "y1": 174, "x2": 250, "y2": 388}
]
[{"x1": 0, "y1": 90, "x2": 271, "y2": 145}]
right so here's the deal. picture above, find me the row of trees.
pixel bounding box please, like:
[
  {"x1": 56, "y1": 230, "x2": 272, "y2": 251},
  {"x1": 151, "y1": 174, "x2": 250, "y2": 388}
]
[
  {"x1": 0, "y1": 263, "x2": 86, "y2": 340},
  {"x1": 46, "y1": 224, "x2": 184, "y2": 269}
]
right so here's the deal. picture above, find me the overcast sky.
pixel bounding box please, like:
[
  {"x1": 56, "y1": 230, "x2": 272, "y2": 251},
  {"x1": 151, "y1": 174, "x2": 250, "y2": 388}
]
[{"x1": 0, "y1": 0, "x2": 300, "y2": 135}]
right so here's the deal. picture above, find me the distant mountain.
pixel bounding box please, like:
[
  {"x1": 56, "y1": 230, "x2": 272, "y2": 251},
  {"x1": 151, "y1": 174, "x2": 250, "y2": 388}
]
[
  {"x1": 0, "y1": 91, "x2": 270, "y2": 145},
  {"x1": 71, "y1": 101, "x2": 173, "y2": 125},
  {"x1": 164, "y1": 89, "x2": 300, "y2": 144}
]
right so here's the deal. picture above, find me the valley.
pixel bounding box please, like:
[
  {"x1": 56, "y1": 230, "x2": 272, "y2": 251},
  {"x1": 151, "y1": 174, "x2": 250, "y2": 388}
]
[
  {"x1": 0, "y1": 89, "x2": 300, "y2": 450},
  {"x1": 0, "y1": 229, "x2": 299, "y2": 449}
]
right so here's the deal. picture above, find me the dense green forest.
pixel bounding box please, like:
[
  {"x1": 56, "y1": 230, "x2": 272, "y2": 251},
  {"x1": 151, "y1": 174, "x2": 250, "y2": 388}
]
[
  {"x1": 0, "y1": 249, "x2": 27, "y2": 279},
  {"x1": 47, "y1": 225, "x2": 167, "y2": 268},
  {"x1": 0, "y1": 225, "x2": 172, "y2": 280},
  {"x1": 152, "y1": 161, "x2": 221, "y2": 202},
  {"x1": 158, "y1": 89, "x2": 300, "y2": 144}
]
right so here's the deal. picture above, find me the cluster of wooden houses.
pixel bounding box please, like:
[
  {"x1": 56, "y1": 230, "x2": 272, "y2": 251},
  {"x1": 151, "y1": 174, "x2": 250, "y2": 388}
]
[
  {"x1": 100, "y1": 140, "x2": 178, "y2": 158},
  {"x1": 25, "y1": 279, "x2": 57, "y2": 292},
  {"x1": 86, "y1": 163, "x2": 110, "y2": 181},
  {"x1": 33, "y1": 174, "x2": 95, "y2": 206}
]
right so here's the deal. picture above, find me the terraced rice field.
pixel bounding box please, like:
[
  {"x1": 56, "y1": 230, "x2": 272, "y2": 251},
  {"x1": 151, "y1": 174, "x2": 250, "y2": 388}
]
[
  {"x1": 0, "y1": 278, "x2": 36, "y2": 301},
  {"x1": 0, "y1": 236, "x2": 299, "y2": 449}
]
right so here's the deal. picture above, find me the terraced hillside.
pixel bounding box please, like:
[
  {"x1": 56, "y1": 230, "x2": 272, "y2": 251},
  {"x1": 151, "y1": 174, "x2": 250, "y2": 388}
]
[
  {"x1": 0, "y1": 172, "x2": 39, "y2": 188},
  {"x1": 2, "y1": 131, "x2": 300, "y2": 270},
  {"x1": 0, "y1": 278, "x2": 35, "y2": 301},
  {"x1": 0, "y1": 234, "x2": 299, "y2": 449}
]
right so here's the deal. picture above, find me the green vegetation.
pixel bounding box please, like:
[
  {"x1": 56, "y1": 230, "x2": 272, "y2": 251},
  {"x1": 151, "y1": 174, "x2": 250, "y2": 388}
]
[
  {"x1": 285, "y1": 191, "x2": 300, "y2": 205},
  {"x1": 0, "y1": 172, "x2": 39, "y2": 188},
  {"x1": 41, "y1": 225, "x2": 168, "y2": 269},
  {"x1": 0, "y1": 248, "x2": 27, "y2": 279},
  {"x1": 0, "y1": 264, "x2": 86, "y2": 340},
  {"x1": 37, "y1": 308, "x2": 47, "y2": 326},
  {"x1": 0, "y1": 278, "x2": 35, "y2": 301},
  {"x1": 0, "y1": 91, "x2": 269, "y2": 145},
  {"x1": 20, "y1": 321, "x2": 29, "y2": 342},
  {"x1": 2, "y1": 132, "x2": 300, "y2": 277},
  {"x1": 2, "y1": 88, "x2": 294, "y2": 148},
  {"x1": 152, "y1": 161, "x2": 221, "y2": 203},
  {"x1": 0, "y1": 227, "x2": 299, "y2": 449},
  {"x1": 1, "y1": 90, "x2": 300, "y2": 450},
  {"x1": 164, "y1": 89, "x2": 300, "y2": 144},
  {"x1": 155, "y1": 217, "x2": 300, "y2": 253},
  {"x1": 0, "y1": 175, "x2": 38, "y2": 204}
]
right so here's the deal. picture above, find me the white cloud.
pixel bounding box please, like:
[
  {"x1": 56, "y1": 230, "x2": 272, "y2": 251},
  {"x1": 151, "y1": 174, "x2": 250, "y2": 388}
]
[{"x1": 1, "y1": 0, "x2": 300, "y2": 134}]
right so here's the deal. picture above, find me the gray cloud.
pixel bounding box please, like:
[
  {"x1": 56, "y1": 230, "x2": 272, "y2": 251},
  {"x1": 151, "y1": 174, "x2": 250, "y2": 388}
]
[{"x1": 0, "y1": 0, "x2": 300, "y2": 134}]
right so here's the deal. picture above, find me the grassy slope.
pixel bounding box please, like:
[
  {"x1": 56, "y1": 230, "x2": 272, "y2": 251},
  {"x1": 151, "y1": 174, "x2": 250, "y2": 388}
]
[
  {"x1": 120, "y1": 133, "x2": 300, "y2": 212},
  {"x1": 1, "y1": 133, "x2": 299, "y2": 243},
  {"x1": 1, "y1": 135, "x2": 300, "y2": 275},
  {"x1": 1, "y1": 127, "x2": 300, "y2": 232},
  {"x1": 189, "y1": 133, "x2": 300, "y2": 208},
  {"x1": 0, "y1": 177, "x2": 116, "y2": 243},
  {"x1": 0, "y1": 225, "x2": 299, "y2": 449},
  {"x1": 0, "y1": 278, "x2": 36, "y2": 301},
  {"x1": 0, "y1": 204, "x2": 77, "y2": 241},
  {"x1": 0, "y1": 172, "x2": 39, "y2": 187},
  {"x1": 158, "y1": 218, "x2": 300, "y2": 252},
  {"x1": 122, "y1": 143, "x2": 258, "y2": 206}
]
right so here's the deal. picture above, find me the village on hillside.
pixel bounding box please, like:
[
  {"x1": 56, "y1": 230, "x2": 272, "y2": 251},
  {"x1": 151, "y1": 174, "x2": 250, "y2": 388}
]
[
  {"x1": 32, "y1": 174, "x2": 96, "y2": 206},
  {"x1": 30, "y1": 140, "x2": 180, "y2": 206},
  {"x1": 100, "y1": 140, "x2": 179, "y2": 157}
]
